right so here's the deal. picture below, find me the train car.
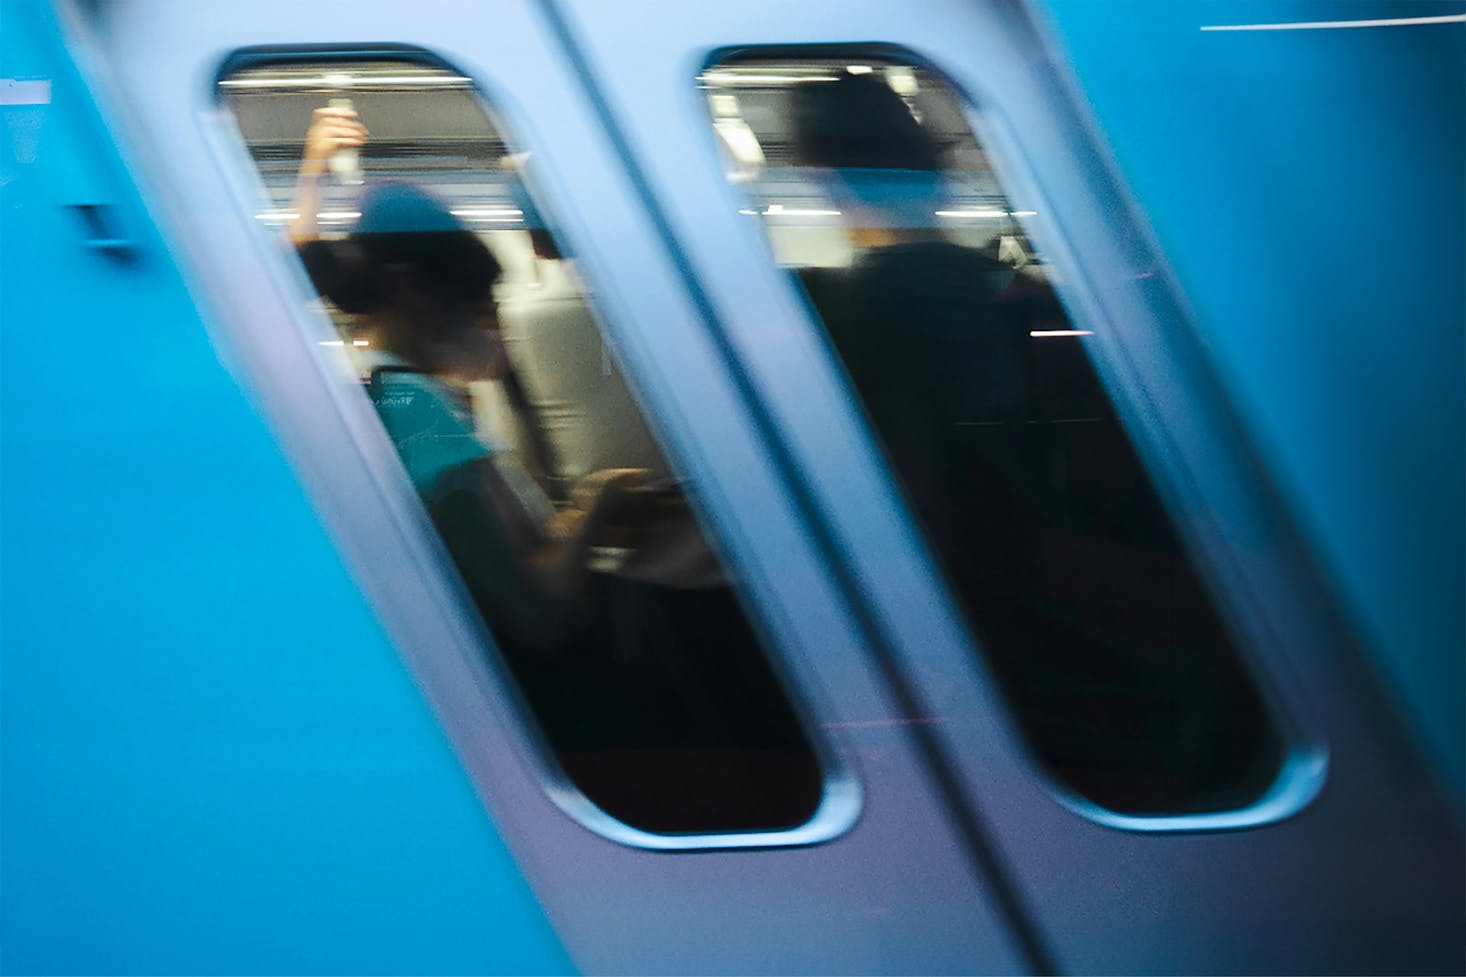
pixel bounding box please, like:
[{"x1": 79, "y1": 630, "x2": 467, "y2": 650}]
[{"x1": 2, "y1": 0, "x2": 1461, "y2": 972}]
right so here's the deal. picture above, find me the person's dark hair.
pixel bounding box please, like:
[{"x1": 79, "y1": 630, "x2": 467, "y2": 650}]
[
  {"x1": 301, "y1": 182, "x2": 501, "y2": 315},
  {"x1": 789, "y1": 71, "x2": 943, "y2": 171},
  {"x1": 356, "y1": 182, "x2": 501, "y2": 304}
]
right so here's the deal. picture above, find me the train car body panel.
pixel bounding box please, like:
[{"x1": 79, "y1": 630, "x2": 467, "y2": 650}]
[
  {"x1": 556, "y1": 1, "x2": 1462, "y2": 972},
  {"x1": 1, "y1": 0, "x2": 1461, "y2": 973},
  {"x1": 0, "y1": 4, "x2": 571, "y2": 974},
  {"x1": 21, "y1": 0, "x2": 1039, "y2": 973}
]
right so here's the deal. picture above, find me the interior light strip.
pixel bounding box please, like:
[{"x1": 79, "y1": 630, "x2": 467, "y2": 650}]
[{"x1": 220, "y1": 75, "x2": 472, "y2": 88}]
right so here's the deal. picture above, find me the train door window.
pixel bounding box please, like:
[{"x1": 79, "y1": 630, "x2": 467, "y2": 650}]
[
  {"x1": 700, "y1": 54, "x2": 1284, "y2": 817},
  {"x1": 218, "y1": 56, "x2": 827, "y2": 838}
]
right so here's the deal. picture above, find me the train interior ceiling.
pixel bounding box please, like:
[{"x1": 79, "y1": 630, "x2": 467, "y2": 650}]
[{"x1": 230, "y1": 62, "x2": 1038, "y2": 298}]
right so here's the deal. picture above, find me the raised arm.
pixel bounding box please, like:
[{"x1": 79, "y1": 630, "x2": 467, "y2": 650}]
[{"x1": 287, "y1": 105, "x2": 368, "y2": 246}]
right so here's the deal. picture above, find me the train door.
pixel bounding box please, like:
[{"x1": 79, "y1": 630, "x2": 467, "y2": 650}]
[
  {"x1": 67, "y1": 0, "x2": 1045, "y2": 972},
  {"x1": 552, "y1": 0, "x2": 1464, "y2": 972}
]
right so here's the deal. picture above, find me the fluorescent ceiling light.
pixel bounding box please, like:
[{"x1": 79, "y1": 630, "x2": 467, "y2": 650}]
[
  {"x1": 715, "y1": 119, "x2": 767, "y2": 169},
  {"x1": 936, "y1": 209, "x2": 1037, "y2": 219},
  {"x1": 220, "y1": 74, "x2": 472, "y2": 88},
  {"x1": 450, "y1": 208, "x2": 524, "y2": 221},
  {"x1": 763, "y1": 204, "x2": 841, "y2": 216},
  {"x1": 703, "y1": 74, "x2": 840, "y2": 85}
]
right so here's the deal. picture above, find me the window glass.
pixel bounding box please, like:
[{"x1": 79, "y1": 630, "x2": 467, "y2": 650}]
[
  {"x1": 221, "y1": 58, "x2": 823, "y2": 836},
  {"x1": 700, "y1": 55, "x2": 1283, "y2": 815}
]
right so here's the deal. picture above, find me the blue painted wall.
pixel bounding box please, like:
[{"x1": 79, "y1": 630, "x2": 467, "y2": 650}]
[
  {"x1": 1038, "y1": 0, "x2": 1464, "y2": 800},
  {"x1": 0, "y1": 4, "x2": 571, "y2": 972},
  {"x1": 3, "y1": 0, "x2": 1460, "y2": 969}
]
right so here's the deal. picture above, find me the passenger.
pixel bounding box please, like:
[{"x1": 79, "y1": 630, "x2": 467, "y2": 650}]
[
  {"x1": 788, "y1": 72, "x2": 1032, "y2": 599},
  {"x1": 785, "y1": 72, "x2": 1277, "y2": 812},
  {"x1": 280, "y1": 104, "x2": 817, "y2": 833},
  {"x1": 286, "y1": 106, "x2": 650, "y2": 655}
]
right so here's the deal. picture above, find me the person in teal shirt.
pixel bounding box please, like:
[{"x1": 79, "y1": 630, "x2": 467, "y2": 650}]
[{"x1": 288, "y1": 106, "x2": 647, "y2": 659}]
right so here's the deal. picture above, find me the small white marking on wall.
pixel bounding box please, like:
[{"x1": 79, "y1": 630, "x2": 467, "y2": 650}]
[{"x1": 1, "y1": 79, "x2": 52, "y2": 105}]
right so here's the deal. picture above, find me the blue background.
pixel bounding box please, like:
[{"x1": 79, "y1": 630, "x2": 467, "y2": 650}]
[
  {"x1": 0, "y1": 3, "x2": 571, "y2": 972},
  {"x1": 1040, "y1": 0, "x2": 1464, "y2": 801}
]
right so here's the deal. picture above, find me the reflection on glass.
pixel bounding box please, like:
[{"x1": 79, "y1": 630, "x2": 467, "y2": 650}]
[
  {"x1": 222, "y1": 60, "x2": 823, "y2": 836},
  {"x1": 702, "y1": 58, "x2": 1282, "y2": 815}
]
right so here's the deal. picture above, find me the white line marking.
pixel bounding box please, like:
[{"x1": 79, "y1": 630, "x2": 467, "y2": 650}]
[{"x1": 1202, "y1": 13, "x2": 1464, "y2": 31}]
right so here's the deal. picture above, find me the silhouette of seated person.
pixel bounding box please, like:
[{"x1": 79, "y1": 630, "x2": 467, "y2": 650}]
[{"x1": 785, "y1": 73, "x2": 1278, "y2": 813}]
